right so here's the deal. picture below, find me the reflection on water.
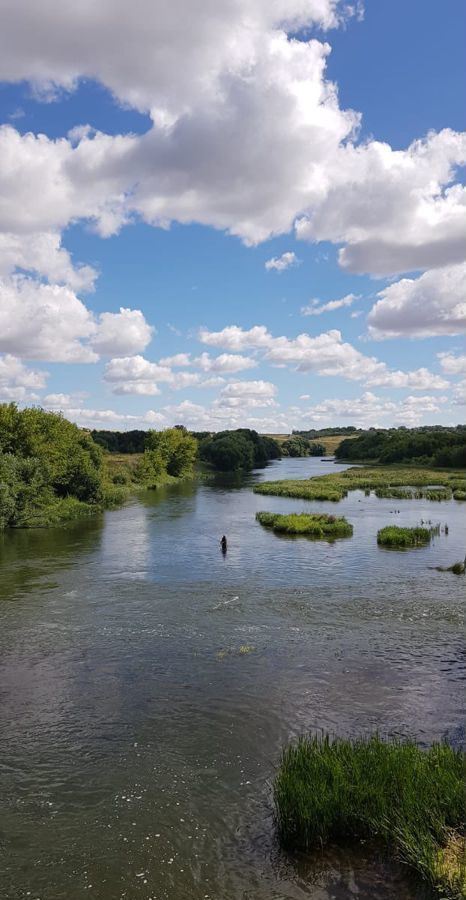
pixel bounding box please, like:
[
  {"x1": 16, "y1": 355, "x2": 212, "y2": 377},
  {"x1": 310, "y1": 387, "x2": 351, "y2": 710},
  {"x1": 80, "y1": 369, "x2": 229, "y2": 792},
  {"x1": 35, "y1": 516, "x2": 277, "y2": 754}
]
[{"x1": 0, "y1": 458, "x2": 464, "y2": 899}]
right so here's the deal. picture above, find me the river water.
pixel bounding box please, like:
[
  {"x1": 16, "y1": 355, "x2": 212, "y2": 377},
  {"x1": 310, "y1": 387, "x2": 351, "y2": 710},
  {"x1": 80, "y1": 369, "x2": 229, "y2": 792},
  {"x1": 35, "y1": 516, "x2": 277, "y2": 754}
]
[{"x1": 0, "y1": 458, "x2": 465, "y2": 900}]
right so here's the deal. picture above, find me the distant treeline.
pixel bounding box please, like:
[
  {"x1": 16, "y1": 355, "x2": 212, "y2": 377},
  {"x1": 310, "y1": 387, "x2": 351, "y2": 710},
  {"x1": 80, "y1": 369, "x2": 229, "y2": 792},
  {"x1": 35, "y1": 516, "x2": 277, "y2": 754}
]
[
  {"x1": 292, "y1": 426, "x2": 360, "y2": 438},
  {"x1": 335, "y1": 427, "x2": 466, "y2": 468},
  {"x1": 91, "y1": 429, "x2": 147, "y2": 453},
  {"x1": 92, "y1": 426, "x2": 282, "y2": 472},
  {"x1": 198, "y1": 429, "x2": 281, "y2": 471}
]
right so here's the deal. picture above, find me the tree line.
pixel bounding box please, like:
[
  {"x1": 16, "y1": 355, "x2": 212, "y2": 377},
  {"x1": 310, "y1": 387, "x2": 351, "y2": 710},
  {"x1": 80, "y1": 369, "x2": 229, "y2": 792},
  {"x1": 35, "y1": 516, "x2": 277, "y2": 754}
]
[{"x1": 335, "y1": 426, "x2": 466, "y2": 467}]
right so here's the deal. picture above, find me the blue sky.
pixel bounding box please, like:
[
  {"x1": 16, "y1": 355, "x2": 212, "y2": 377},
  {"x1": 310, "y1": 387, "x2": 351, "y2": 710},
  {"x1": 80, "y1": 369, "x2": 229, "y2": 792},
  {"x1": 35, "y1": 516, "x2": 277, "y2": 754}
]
[{"x1": 0, "y1": 0, "x2": 465, "y2": 431}]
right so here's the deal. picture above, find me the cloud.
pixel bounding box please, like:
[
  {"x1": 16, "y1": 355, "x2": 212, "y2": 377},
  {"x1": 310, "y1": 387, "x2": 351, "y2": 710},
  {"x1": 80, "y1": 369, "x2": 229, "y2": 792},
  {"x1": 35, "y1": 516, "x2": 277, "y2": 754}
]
[
  {"x1": 368, "y1": 263, "x2": 466, "y2": 339},
  {"x1": 0, "y1": 9, "x2": 463, "y2": 278},
  {"x1": 199, "y1": 325, "x2": 272, "y2": 351},
  {"x1": 102, "y1": 353, "x2": 230, "y2": 395},
  {"x1": 437, "y1": 352, "x2": 466, "y2": 375},
  {"x1": 0, "y1": 353, "x2": 47, "y2": 402},
  {"x1": 159, "y1": 353, "x2": 191, "y2": 367},
  {"x1": 265, "y1": 251, "x2": 300, "y2": 272},
  {"x1": 300, "y1": 392, "x2": 447, "y2": 427},
  {"x1": 296, "y1": 130, "x2": 466, "y2": 276},
  {"x1": 452, "y1": 380, "x2": 466, "y2": 406},
  {"x1": 0, "y1": 231, "x2": 97, "y2": 291},
  {"x1": 0, "y1": 276, "x2": 97, "y2": 362},
  {"x1": 0, "y1": 276, "x2": 154, "y2": 362},
  {"x1": 198, "y1": 323, "x2": 448, "y2": 390},
  {"x1": 91, "y1": 308, "x2": 154, "y2": 355},
  {"x1": 301, "y1": 292, "x2": 358, "y2": 316},
  {"x1": 194, "y1": 352, "x2": 257, "y2": 373}
]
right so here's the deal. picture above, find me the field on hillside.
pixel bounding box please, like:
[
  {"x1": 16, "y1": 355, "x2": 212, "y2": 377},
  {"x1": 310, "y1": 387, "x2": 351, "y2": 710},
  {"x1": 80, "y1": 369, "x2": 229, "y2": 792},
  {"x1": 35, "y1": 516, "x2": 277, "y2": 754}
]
[{"x1": 264, "y1": 433, "x2": 357, "y2": 455}]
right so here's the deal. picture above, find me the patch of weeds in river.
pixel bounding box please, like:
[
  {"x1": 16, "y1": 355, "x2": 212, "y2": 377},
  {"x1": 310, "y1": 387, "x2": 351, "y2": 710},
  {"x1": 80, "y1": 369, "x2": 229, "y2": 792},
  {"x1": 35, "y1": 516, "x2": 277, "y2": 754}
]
[
  {"x1": 377, "y1": 525, "x2": 439, "y2": 548},
  {"x1": 453, "y1": 490, "x2": 466, "y2": 501},
  {"x1": 256, "y1": 511, "x2": 353, "y2": 538},
  {"x1": 254, "y1": 466, "x2": 465, "y2": 503},
  {"x1": 216, "y1": 644, "x2": 255, "y2": 659},
  {"x1": 274, "y1": 733, "x2": 465, "y2": 899}
]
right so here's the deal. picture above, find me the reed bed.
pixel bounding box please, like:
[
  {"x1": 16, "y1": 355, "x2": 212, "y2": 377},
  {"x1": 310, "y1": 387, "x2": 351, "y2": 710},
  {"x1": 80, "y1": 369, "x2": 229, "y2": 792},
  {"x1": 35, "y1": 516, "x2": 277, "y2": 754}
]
[
  {"x1": 256, "y1": 511, "x2": 353, "y2": 538},
  {"x1": 377, "y1": 525, "x2": 439, "y2": 548},
  {"x1": 254, "y1": 466, "x2": 465, "y2": 503},
  {"x1": 274, "y1": 734, "x2": 465, "y2": 899}
]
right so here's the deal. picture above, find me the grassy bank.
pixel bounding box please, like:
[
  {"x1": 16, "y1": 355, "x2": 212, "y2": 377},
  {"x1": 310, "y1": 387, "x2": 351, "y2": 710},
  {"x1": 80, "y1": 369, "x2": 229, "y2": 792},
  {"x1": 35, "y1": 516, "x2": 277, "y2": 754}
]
[
  {"x1": 256, "y1": 511, "x2": 353, "y2": 538},
  {"x1": 377, "y1": 525, "x2": 438, "y2": 548},
  {"x1": 274, "y1": 734, "x2": 465, "y2": 899},
  {"x1": 254, "y1": 466, "x2": 466, "y2": 503}
]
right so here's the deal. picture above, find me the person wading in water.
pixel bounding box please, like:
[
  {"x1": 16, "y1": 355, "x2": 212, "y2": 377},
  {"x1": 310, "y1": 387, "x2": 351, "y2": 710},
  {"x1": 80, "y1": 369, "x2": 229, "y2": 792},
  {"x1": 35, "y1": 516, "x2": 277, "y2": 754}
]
[{"x1": 220, "y1": 535, "x2": 227, "y2": 553}]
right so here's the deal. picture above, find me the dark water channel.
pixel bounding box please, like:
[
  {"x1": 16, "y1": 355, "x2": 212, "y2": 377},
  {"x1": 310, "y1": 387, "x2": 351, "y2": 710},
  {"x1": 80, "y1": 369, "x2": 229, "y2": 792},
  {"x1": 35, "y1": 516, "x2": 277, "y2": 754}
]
[{"x1": 0, "y1": 458, "x2": 465, "y2": 900}]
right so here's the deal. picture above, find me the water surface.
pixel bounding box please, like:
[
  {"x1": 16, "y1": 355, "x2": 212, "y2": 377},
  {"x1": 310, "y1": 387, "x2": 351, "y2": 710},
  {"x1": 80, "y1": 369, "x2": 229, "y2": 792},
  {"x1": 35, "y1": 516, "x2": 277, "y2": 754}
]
[{"x1": 1, "y1": 458, "x2": 464, "y2": 900}]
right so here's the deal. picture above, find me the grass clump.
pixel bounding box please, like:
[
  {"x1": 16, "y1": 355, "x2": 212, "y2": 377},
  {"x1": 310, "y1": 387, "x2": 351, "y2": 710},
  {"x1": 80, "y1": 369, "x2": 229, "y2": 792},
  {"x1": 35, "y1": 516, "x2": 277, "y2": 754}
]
[
  {"x1": 256, "y1": 511, "x2": 353, "y2": 538},
  {"x1": 453, "y1": 490, "x2": 466, "y2": 501},
  {"x1": 377, "y1": 525, "x2": 435, "y2": 548},
  {"x1": 254, "y1": 480, "x2": 344, "y2": 502},
  {"x1": 274, "y1": 734, "x2": 465, "y2": 898}
]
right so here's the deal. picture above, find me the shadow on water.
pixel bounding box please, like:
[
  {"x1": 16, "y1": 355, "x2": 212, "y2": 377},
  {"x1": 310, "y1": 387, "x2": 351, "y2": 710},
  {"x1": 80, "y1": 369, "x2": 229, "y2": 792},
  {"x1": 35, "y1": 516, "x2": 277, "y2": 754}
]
[{"x1": 0, "y1": 516, "x2": 103, "y2": 602}]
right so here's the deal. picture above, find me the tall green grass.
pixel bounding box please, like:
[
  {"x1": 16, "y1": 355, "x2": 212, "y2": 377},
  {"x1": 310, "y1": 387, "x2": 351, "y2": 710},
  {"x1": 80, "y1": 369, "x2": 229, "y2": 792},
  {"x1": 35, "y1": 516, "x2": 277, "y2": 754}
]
[
  {"x1": 256, "y1": 511, "x2": 353, "y2": 538},
  {"x1": 254, "y1": 466, "x2": 465, "y2": 503},
  {"x1": 377, "y1": 525, "x2": 437, "y2": 548},
  {"x1": 274, "y1": 734, "x2": 465, "y2": 898}
]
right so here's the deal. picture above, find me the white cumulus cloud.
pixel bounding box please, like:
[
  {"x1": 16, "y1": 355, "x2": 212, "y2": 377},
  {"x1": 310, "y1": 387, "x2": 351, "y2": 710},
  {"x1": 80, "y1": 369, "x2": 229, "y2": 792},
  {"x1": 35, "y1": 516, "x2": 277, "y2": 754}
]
[
  {"x1": 265, "y1": 251, "x2": 300, "y2": 272},
  {"x1": 368, "y1": 263, "x2": 466, "y2": 339}
]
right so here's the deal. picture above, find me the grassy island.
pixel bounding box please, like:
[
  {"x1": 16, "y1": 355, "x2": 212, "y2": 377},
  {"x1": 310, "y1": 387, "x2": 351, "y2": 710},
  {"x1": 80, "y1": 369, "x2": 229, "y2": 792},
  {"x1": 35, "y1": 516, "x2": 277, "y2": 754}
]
[
  {"x1": 256, "y1": 511, "x2": 353, "y2": 538},
  {"x1": 254, "y1": 466, "x2": 466, "y2": 503},
  {"x1": 377, "y1": 525, "x2": 437, "y2": 548},
  {"x1": 274, "y1": 734, "x2": 465, "y2": 899}
]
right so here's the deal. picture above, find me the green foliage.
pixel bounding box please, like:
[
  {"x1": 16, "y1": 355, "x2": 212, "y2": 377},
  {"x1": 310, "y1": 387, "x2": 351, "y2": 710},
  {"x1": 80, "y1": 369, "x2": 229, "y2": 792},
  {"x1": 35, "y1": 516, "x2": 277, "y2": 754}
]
[
  {"x1": 0, "y1": 404, "x2": 105, "y2": 529},
  {"x1": 453, "y1": 490, "x2": 466, "y2": 501},
  {"x1": 281, "y1": 437, "x2": 326, "y2": 457},
  {"x1": 90, "y1": 429, "x2": 147, "y2": 453},
  {"x1": 199, "y1": 429, "x2": 281, "y2": 472},
  {"x1": 274, "y1": 734, "x2": 465, "y2": 898},
  {"x1": 142, "y1": 427, "x2": 198, "y2": 481},
  {"x1": 377, "y1": 525, "x2": 434, "y2": 547},
  {"x1": 256, "y1": 511, "x2": 353, "y2": 538},
  {"x1": 335, "y1": 426, "x2": 466, "y2": 468},
  {"x1": 254, "y1": 466, "x2": 465, "y2": 502}
]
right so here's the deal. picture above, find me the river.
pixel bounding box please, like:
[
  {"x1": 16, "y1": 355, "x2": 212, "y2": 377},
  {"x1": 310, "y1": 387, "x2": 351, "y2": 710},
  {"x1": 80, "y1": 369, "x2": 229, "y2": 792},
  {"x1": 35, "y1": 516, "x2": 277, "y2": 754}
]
[{"x1": 0, "y1": 458, "x2": 465, "y2": 900}]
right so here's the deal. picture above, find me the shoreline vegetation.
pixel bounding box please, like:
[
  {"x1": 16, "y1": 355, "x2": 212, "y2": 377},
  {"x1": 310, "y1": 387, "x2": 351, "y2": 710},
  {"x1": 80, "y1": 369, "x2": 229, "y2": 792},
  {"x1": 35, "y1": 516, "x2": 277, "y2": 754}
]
[
  {"x1": 274, "y1": 734, "x2": 466, "y2": 900},
  {"x1": 256, "y1": 511, "x2": 353, "y2": 538},
  {"x1": 254, "y1": 466, "x2": 466, "y2": 503}
]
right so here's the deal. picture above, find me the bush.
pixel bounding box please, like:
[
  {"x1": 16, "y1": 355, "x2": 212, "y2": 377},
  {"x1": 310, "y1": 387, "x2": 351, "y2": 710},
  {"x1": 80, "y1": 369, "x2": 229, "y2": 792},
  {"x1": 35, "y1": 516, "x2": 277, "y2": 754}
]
[
  {"x1": 274, "y1": 734, "x2": 465, "y2": 898},
  {"x1": 0, "y1": 404, "x2": 105, "y2": 528},
  {"x1": 256, "y1": 511, "x2": 353, "y2": 538},
  {"x1": 377, "y1": 526, "x2": 434, "y2": 547}
]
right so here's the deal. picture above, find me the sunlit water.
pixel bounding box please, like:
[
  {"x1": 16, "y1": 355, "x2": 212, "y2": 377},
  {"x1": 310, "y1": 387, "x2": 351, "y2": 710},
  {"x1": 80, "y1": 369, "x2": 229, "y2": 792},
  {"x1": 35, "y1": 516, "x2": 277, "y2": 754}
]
[{"x1": 0, "y1": 458, "x2": 465, "y2": 900}]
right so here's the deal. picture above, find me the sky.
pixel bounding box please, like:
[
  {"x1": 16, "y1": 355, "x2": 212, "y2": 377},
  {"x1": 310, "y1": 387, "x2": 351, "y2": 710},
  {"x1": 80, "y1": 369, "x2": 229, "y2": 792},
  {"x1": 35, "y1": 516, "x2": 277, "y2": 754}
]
[{"x1": 0, "y1": 0, "x2": 465, "y2": 433}]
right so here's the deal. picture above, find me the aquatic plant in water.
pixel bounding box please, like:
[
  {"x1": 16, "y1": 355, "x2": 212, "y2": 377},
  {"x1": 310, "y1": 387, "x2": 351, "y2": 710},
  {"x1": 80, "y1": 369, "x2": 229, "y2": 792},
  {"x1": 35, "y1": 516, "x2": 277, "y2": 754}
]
[
  {"x1": 254, "y1": 466, "x2": 465, "y2": 503},
  {"x1": 256, "y1": 511, "x2": 353, "y2": 538},
  {"x1": 274, "y1": 734, "x2": 465, "y2": 899},
  {"x1": 377, "y1": 525, "x2": 437, "y2": 547}
]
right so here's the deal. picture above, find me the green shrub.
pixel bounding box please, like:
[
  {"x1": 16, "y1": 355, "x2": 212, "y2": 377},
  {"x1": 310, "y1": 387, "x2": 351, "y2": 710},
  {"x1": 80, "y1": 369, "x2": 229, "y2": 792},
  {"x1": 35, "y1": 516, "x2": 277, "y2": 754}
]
[
  {"x1": 256, "y1": 511, "x2": 353, "y2": 538},
  {"x1": 377, "y1": 526, "x2": 433, "y2": 547},
  {"x1": 453, "y1": 490, "x2": 466, "y2": 501},
  {"x1": 274, "y1": 734, "x2": 465, "y2": 898}
]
